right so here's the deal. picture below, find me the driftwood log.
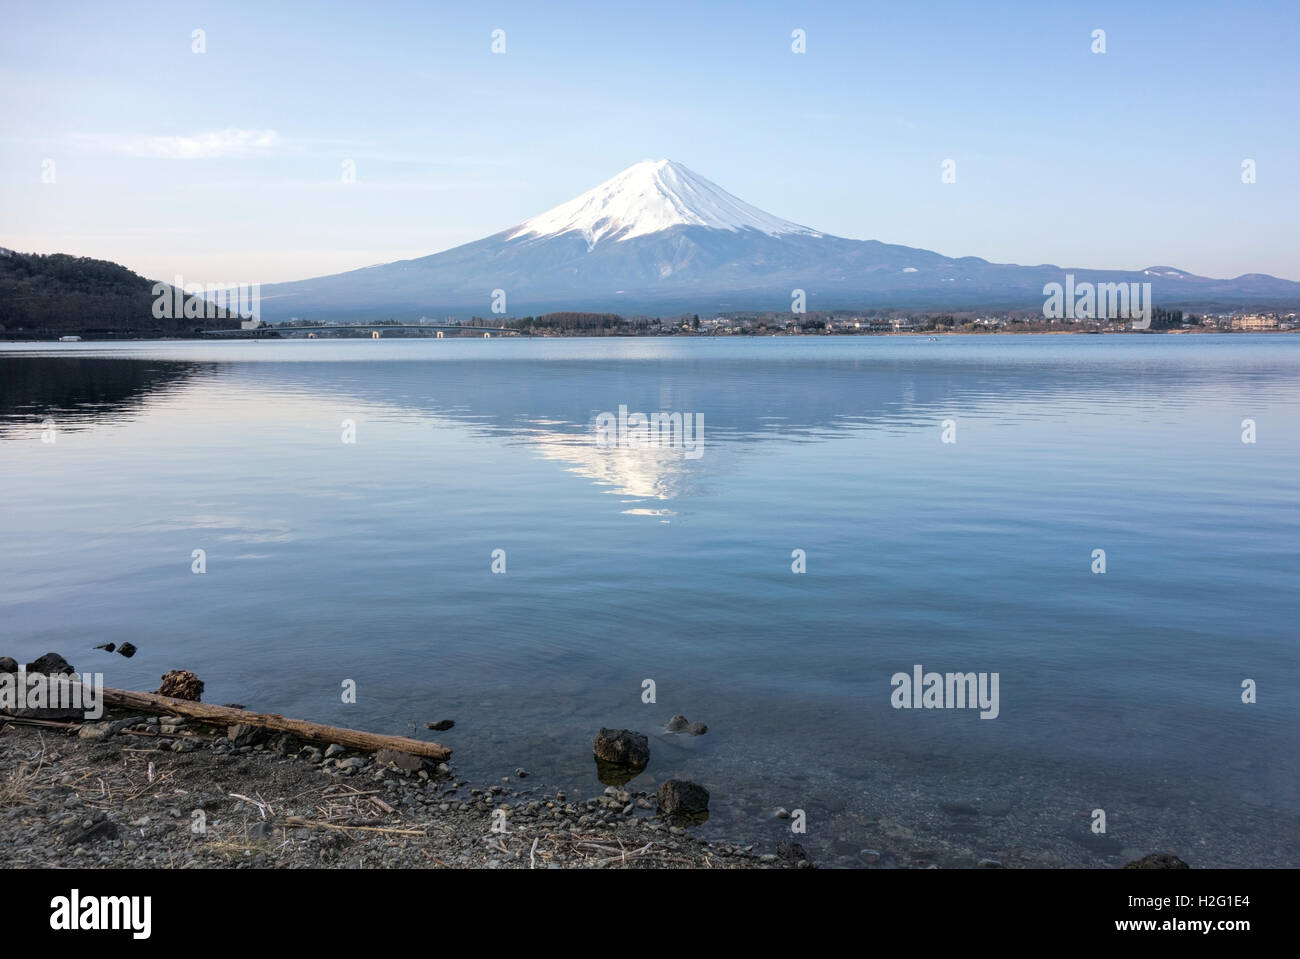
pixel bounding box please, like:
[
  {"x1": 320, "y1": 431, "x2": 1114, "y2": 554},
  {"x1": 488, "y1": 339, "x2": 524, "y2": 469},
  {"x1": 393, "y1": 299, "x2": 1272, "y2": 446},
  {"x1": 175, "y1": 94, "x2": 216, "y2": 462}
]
[{"x1": 99, "y1": 686, "x2": 451, "y2": 761}]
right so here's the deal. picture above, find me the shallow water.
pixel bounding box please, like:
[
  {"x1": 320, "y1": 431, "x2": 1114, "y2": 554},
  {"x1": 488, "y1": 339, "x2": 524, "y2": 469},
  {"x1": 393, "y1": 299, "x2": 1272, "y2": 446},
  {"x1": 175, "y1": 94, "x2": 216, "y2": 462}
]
[{"x1": 2, "y1": 335, "x2": 1297, "y2": 866}]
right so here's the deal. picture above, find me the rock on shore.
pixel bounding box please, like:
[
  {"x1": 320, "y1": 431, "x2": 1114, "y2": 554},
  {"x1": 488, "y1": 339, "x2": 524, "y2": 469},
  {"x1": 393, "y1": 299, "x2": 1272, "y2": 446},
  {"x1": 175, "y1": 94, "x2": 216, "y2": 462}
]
[
  {"x1": 1122, "y1": 853, "x2": 1190, "y2": 869},
  {"x1": 657, "y1": 779, "x2": 709, "y2": 817}
]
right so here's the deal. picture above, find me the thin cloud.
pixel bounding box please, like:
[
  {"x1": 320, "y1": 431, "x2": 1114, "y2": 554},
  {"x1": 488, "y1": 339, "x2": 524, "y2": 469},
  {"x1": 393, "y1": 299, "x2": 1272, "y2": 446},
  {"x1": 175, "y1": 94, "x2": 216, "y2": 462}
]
[{"x1": 69, "y1": 128, "x2": 282, "y2": 159}]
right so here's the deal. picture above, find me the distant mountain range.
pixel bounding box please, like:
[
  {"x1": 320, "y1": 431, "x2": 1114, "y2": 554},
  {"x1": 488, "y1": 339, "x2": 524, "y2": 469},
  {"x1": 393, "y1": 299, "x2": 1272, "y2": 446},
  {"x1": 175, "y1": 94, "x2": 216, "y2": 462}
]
[{"x1": 257, "y1": 159, "x2": 1300, "y2": 321}]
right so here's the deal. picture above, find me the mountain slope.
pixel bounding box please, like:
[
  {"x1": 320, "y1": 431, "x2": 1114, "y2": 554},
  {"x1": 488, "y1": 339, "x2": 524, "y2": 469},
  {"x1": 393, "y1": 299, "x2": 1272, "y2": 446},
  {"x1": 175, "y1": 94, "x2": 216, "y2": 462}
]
[
  {"x1": 0, "y1": 250, "x2": 243, "y2": 335},
  {"x1": 259, "y1": 160, "x2": 1300, "y2": 320}
]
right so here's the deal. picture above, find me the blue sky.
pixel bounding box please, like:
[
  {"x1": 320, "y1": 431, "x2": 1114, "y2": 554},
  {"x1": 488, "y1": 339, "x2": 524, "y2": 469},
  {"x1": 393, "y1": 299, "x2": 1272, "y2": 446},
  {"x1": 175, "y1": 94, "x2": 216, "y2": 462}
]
[{"x1": 1, "y1": 0, "x2": 1296, "y2": 284}]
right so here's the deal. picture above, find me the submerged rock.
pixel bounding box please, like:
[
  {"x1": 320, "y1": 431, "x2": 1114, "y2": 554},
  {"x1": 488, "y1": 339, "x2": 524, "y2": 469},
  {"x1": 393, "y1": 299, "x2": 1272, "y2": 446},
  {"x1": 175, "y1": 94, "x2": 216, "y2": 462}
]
[
  {"x1": 594, "y1": 759, "x2": 643, "y2": 787},
  {"x1": 426, "y1": 719, "x2": 455, "y2": 731},
  {"x1": 593, "y1": 728, "x2": 650, "y2": 767},
  {"x1": 665, "y1": 714, "x2": 708, "y2": 735},
  {"x1": 117, "y1": 643, "x2": 137, "y2": 659}
]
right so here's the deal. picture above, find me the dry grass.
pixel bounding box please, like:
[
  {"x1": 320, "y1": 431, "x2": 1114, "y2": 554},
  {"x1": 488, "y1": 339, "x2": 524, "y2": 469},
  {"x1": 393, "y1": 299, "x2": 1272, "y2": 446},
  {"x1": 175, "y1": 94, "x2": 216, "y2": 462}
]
[{"x1": 0, "y1": 735, "x2": 48, "y2": 807}]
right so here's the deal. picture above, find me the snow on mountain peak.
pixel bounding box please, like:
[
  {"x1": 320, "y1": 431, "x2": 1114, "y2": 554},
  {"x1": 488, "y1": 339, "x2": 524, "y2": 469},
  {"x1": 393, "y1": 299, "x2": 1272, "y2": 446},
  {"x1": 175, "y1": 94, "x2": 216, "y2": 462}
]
[{"x1": 507, "y1": 159, "x2": 821, "y2": 247}]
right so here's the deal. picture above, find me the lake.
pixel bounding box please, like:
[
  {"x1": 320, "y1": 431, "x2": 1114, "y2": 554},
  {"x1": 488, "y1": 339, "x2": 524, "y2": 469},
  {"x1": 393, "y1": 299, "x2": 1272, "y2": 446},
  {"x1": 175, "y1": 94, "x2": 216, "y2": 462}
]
[{"x1": 2, "y1": 334, "x2": 1297, "y2": 867}]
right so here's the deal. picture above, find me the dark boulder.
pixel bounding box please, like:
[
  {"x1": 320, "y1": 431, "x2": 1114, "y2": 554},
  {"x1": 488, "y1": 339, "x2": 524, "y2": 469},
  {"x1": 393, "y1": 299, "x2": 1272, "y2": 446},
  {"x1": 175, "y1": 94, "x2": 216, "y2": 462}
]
[
  {"x1": 593, "y1": 728, "x2": 650, "y2": 767},
  {"x1": 7, "y1": 653, "x2": 80, "y2": 719},
  {"x1": 226, "y1": 723, "x2": 262, "y2": 747},
  {"x1": 656, "y1": 779, "x2": 709, "y2": 817},
  {"x1": 777, "y1": 840, "x2": 809, "y2": 862},
  {"x1": 375, "y1": 749, "x2": 426, "y2": 773},
  {"x1": 25, "y1": 652, "x2": 74, "y2": 675},
  {"x1": 1123, "y1": 853, "x2": 1190, "y2": 869},
  {"x1": 0, "y1": 657, "x2": 17, "y2": 674}
]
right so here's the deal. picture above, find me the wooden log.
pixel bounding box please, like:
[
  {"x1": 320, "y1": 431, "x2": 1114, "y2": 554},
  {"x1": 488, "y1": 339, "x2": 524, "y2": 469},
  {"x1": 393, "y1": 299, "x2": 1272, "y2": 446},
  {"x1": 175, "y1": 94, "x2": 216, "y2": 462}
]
[
  {"x1": 0, "y1": 716, "x2": 79, "y2": 730},
  {"x1": 99, "y1": 687, "x2": 451, "y2": 761}
]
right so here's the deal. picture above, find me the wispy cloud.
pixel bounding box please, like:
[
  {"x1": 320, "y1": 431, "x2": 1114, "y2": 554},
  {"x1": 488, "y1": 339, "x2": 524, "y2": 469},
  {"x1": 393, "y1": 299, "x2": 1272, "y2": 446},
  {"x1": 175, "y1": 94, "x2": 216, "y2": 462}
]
[
  {"x1": 68, "y1": 128, "x2": 282, "y2": 159},
  {"x1": 269, "y1": 177, "x2": 529, "y2": 193}
]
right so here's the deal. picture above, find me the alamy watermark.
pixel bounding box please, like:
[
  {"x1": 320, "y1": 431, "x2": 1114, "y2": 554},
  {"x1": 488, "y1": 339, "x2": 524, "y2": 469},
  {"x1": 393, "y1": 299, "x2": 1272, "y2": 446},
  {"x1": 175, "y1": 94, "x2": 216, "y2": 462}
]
[
  {"x1": 594, "y1": 405, "x2": 704, "y2": 459},
  {"x1": 0, "y1": 668, "x2": 104, "y2": 719},
  {"x1": 890, "y1": 664, "x2": 1000, "y2": 719},
  {"x1": 1043, "y1": 274, "x2": 1152, "y2": 329},
  {"x1": 50, "y1": 890, "x2": 150, "y2": 939},
  {"x1": 152, "y1": 276, "x2": 260, "y2": 322}
]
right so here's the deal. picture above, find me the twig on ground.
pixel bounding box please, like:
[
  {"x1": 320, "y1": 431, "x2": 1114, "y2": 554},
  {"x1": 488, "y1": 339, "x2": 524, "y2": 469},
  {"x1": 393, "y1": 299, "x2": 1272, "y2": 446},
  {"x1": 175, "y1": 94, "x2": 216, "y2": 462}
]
[{"x1": 285, "y1": 815, "x2": 426, "y2": 837}]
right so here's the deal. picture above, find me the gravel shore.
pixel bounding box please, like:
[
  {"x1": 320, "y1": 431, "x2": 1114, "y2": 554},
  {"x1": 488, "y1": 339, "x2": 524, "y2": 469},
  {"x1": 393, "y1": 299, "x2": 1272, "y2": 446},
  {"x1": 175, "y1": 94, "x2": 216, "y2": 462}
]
[{"x1": 0, "y1": 713, "x2": 798, "y2": 869}]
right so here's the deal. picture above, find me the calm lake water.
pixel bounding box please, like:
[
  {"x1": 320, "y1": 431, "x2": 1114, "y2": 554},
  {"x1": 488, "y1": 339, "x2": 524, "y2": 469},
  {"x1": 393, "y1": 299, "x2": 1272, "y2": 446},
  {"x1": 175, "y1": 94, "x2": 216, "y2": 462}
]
[{"x1": 2, "y1": 334, "x2": 1297, "y2": 867}]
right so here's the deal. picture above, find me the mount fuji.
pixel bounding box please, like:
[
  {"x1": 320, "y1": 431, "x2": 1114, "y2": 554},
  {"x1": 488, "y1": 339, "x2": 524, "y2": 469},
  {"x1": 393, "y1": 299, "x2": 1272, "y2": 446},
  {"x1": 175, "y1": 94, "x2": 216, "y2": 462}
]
[{"x1": 258, "y1": 159, "x2": 1300, "y2": 320}]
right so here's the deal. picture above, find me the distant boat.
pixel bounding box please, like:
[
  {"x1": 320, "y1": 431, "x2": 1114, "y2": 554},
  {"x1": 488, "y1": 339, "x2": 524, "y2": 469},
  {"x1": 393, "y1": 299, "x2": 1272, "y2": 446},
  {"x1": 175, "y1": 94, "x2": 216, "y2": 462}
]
[{"x1": 58, "y1": 335, "x2": 81, "y2": 342}]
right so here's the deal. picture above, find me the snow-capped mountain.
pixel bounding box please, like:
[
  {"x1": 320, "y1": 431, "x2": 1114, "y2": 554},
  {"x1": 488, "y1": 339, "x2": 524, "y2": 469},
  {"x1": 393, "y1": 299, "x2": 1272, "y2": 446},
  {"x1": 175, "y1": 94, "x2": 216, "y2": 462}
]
[
  {"x1": 507, "y1": 159, "x2": 820, "y2": 248},
  {"x1": 258, "y1": 160, "x2": 1300, "y2": 320}
]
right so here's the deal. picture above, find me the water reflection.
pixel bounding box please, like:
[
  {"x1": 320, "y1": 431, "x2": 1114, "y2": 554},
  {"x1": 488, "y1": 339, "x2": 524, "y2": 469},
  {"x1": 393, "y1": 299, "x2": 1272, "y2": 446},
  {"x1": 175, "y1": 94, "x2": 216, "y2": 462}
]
[
  {"x1": 6, "y1": 343, "x2": 1298, "y2": 507},
  {"x1": 0, "y1": 357, "x2": 204, "y2": 437},
  {"x1": 1, "y1": 339, "x2": 1298, "y2": 867}
]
